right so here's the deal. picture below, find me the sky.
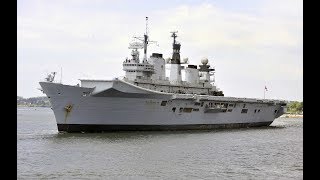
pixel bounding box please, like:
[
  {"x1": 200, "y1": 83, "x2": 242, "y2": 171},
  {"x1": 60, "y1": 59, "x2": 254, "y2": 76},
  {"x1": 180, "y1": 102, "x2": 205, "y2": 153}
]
[{"x1": 17, "y1": 0, "x2": 303, "y2": 101}]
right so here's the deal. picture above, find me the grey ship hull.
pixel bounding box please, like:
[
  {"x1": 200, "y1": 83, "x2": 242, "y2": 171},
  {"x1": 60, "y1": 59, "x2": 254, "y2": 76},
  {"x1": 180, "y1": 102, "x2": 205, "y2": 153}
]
[{"x1": 39, "y1": 80, "x2": 286, "y2": 132}]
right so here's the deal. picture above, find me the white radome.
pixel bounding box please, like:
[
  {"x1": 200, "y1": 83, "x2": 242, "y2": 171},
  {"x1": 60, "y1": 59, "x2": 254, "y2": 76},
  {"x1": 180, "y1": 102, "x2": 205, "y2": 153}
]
[
  {"x1": 183, "y1": 58, "x2": 188, "y2": 63},
  {"x1": 201, "y1": 57, "x2": 208, "y2": 65}
]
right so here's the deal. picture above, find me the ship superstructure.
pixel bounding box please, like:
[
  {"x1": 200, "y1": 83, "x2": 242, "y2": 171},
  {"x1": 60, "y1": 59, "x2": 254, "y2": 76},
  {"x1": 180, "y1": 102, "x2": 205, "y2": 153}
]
[
  {"x1": 39, "y1": 17, "x2": 286, "y2": 132},
  {"x1": 122, "y1": 18, "x2": 223, "y2": 96}
]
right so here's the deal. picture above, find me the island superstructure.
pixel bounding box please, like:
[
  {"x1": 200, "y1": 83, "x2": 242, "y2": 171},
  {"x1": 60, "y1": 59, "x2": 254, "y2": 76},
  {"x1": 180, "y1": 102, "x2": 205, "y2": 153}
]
[{"x1": 39, "y1": 17, "x2": 286, "y2": 132}]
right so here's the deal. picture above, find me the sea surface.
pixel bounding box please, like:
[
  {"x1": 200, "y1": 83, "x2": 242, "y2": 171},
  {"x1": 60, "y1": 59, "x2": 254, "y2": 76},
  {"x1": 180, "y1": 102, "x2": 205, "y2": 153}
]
[{"x1": 17, "y1": 107, "x2": 303, "y2": 179}]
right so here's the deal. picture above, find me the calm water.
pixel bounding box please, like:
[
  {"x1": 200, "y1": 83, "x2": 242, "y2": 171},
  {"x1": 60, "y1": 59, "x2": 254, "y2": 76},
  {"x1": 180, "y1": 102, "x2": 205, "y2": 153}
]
[{"x1": 17, "y1": 107, "x2": 303, "y2": 179}]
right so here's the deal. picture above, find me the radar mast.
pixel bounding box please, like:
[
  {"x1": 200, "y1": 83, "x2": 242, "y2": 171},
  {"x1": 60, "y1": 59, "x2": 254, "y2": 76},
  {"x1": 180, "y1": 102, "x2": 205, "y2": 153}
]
[{"x1": 133, "y1": 17, "x2": 157, "y2": 63}]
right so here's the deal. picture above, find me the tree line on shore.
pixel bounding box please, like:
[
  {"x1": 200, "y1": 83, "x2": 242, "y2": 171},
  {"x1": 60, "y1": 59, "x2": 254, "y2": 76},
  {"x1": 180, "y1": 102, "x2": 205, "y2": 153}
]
[
  {"x1": 286, "y1": 101, "x2": 303, "y2": 114},
  {"x1": 17, "y1": 96, "x2": 50, "y2": 107}
]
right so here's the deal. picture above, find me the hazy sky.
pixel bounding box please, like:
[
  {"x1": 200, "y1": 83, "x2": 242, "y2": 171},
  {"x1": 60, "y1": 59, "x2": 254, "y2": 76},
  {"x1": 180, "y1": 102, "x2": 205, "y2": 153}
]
[{"x1": 18, "y1": 0, "x2": 302, "y2": 101}]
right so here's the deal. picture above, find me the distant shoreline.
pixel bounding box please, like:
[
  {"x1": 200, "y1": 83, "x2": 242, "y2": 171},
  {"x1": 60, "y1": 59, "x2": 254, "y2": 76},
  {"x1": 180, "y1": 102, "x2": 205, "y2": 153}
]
[
  {"x1": 281, "y1": 114, "x2": 303, "y2": 118},
  {"x1": 17, "y1": 105, "x2": 50, "y2": 108}
]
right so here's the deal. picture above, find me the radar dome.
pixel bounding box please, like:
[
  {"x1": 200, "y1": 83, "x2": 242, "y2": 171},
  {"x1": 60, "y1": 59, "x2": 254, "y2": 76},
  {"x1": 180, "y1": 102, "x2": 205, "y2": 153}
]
[{"x1": 201, "y1": 57, "x2": 208, "y2": 65}]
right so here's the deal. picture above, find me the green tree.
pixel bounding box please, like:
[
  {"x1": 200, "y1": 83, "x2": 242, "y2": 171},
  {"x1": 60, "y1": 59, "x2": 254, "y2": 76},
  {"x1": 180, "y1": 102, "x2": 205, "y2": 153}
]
[{"x1": 287, "y1": 101, "x2": 303, "y2": 114}]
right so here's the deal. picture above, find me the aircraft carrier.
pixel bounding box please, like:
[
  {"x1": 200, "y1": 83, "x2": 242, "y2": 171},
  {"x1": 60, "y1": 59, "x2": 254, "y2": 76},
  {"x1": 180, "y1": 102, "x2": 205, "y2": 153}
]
[{"x1": 39, "y1": 17, "x2": 286, "y2": 132}]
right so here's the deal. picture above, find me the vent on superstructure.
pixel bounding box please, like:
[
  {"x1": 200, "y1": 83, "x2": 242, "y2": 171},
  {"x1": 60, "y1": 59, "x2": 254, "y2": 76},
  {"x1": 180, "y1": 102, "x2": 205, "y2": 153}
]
[
  {"x1": 161, "y1": 101, "x2": 167, "y2": 106},
  {"x1": 241, "y1": 109, "x2": 248, "y2": 113},
  {"x1": 183, "y1": 108, "x2": 193, "y2": 113}
]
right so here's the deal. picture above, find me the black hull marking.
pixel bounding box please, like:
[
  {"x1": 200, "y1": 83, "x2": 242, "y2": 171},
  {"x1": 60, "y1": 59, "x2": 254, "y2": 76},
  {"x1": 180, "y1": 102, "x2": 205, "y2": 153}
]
[{"x1": 57, "y1": 122, "x2": 273, "y2": 132}]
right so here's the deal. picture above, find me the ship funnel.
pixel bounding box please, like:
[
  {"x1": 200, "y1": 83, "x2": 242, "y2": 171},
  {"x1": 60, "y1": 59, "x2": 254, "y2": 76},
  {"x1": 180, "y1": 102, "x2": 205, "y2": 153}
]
[{"x1": 169, "y1": 31, "x2": 182, "y2": 84}]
